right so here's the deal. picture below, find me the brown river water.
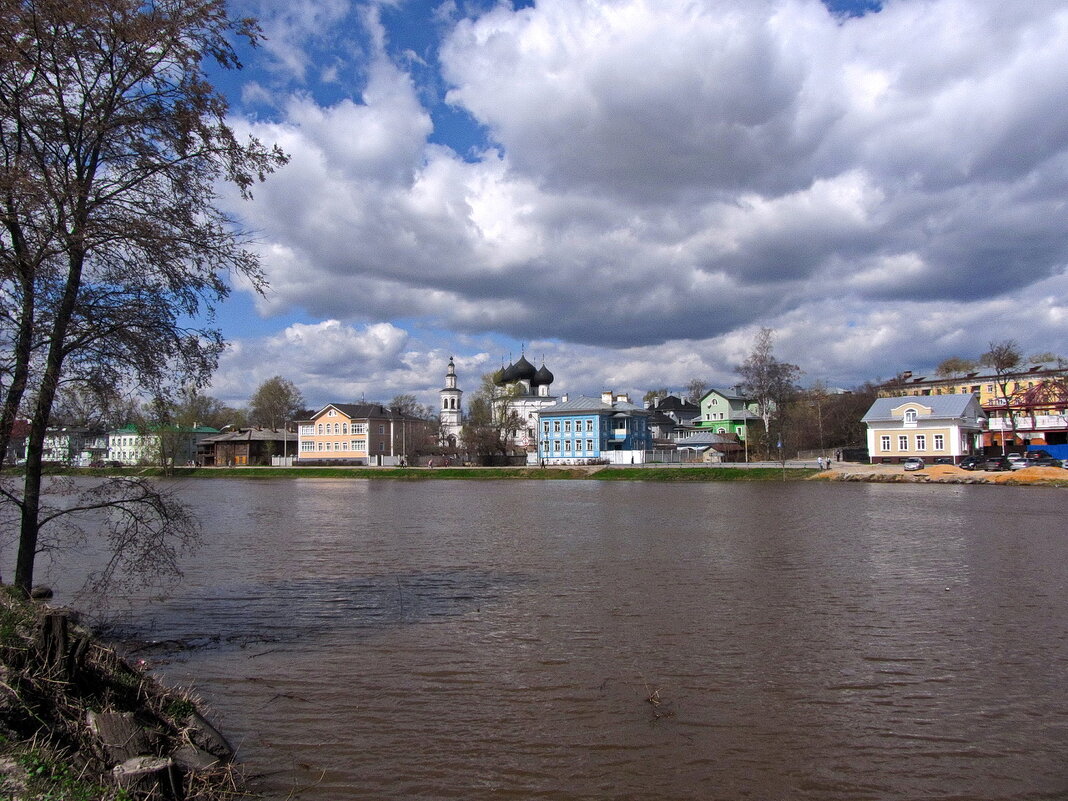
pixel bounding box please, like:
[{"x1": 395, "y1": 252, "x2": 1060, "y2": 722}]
[{"x1": 14, "y1": 478, "x2": 1068, "y2": 800}]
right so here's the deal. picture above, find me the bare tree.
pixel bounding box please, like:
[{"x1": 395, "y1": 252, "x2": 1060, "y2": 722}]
[
  {"x1": 462, "y1": 373, "x2": 524, "y2": 459},
  {"x1": 0, "y1": 0, "x2": 286, "y2": 594},
  {"x1": 248, "y1": 377, "x2": 305, "y2": 430},
  {"x1": 643, "y1": 388, "x2": 669, "y2": 408},
  {"x1": 685, "y1": 379, "x2": 709, "y2": 405},
  {"x1": 736, "y1": 328, "x2": 802, "y2": 458},
  {"x1": 935, "y1": 357, "x2": 978, "y2": 378},
  {"x1": 980, "y1": 339, "x2": 1024, "y2": 454}
]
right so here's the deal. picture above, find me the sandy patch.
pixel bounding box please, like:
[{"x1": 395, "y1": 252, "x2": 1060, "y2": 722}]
[
  {"x1": 920, "y1": 464, "x2": 969, "y2": 478},
  {"x1": 986, "y1": 466, "x2": 1068, "y2": 484}
]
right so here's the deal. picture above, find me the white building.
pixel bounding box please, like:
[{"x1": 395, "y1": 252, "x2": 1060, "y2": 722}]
[
  {"x1": 439, "y1": 357, "x2": 464, "y2": 452},
  {"x1": 108, "y1": 424, "x2": 219, "y2": 466},
  {"x1": 492, "y1": 354, "x2": 557, "y2": 451}
]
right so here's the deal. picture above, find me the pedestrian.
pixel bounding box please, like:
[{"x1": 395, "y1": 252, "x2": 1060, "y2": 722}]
[{"x1": 817, "y1": 455, "x2": 824, "y2": 469}]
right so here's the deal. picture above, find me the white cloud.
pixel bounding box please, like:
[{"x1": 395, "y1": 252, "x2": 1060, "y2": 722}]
[{"x1": 218, "y1": 0, "x2": 1068, "y2": 400}]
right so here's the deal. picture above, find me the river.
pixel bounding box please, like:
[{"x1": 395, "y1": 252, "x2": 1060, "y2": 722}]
[{"x1": 12, "y1": 478, "x2": 1068, "y2": 800}]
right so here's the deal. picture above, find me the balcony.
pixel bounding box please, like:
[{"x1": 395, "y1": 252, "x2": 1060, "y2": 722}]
[{"x1": 986, "y1": 415, "x2": 1068, "y2": 432}]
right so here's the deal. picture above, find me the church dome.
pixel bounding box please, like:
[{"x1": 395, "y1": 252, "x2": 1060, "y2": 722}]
[
  {"x1": 497, "y1": 362, "x2": 517, "y2": 384},
  {"x1": 511, "y1": 355, "x2": 536, "y2": 382},
  {"x1": 532, "y1": 363, "x2": 554, "y2": 386}
]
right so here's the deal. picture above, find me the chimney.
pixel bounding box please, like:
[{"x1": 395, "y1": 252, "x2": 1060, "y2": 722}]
[{"x1": 601, "y1": 390, "x2": 613, "y2": 404}]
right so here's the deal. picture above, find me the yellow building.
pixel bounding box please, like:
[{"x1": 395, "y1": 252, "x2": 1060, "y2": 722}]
[
  {"x1": 879, "y1": 367, "x2": 1060, "y2": 406},
  {"x1": 296, "y1": 403, "x2": 429, "y2": 466}
]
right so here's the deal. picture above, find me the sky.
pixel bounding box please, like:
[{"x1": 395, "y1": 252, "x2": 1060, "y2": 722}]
[{"x1": 204, "y1": 0, "x2": 1068, "y2": 412}]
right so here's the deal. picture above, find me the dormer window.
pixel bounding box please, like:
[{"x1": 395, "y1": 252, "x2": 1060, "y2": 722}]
[{"x1": 904, "y1": 409, "x2": 918, "y2": 424}]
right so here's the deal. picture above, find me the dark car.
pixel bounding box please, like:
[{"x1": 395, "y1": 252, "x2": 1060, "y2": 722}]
[
  {"x1": 959, "y1": 455, "x2": 985, "y2": 470},
  {"x1": 902, "y1": 457, "x2": 926, "y2": 471},
  {"x1": 981, "y1": 456, "x2": 1013, "y2": 471},
  {"x1": 933, "y1": 457, "x2": 953, "y2": 465},
  {"x1": 1025, "y1": 455, "x2": 1064, "y2": 468}
]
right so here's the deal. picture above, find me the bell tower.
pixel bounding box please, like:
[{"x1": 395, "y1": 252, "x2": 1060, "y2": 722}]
[{"x1": 439, "y1": 357, "x2": 463, "y2": 450}]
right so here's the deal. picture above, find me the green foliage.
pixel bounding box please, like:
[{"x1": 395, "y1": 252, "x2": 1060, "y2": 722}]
[
  {"x1": 162, "y1": 697, "x2": 197, "y2": 721},
  {"x1": 17, "y1": 749, "x2": 132, "y2": 801}
]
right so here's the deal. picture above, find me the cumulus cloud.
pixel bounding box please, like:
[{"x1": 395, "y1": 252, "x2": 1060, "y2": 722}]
[{"x1": 219, "y1": 0, "x2": 1068, "y2": 398}]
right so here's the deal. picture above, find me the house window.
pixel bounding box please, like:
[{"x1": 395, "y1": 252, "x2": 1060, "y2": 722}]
[
  {"x1": 916, "y1": 435, "x2": 926, "y2": 451},
  {"x1": 342, "y1": 423, "x2": 348, "y2": 434},
  {"x1": 586, "y1": 419, "x2": 594, "y2": 432},
  {"x1": 317, "y1": 424, "x2": 323, "y2": 435},
  {"x1": 301, "y1": 441, "x2": 315, "y2": 452},
  {"x1": 904, "y1": 409, "x2": 917, "y2": 423},
  {"x1": 586, "y1": 439, "x2": 594, "y2": 451},
  {"x1": 898, "y1": 435, "x2": 908, "y2": 450},
  {"x1": 553, "y1": 441, "x2": 561, "y2": 453},
  {"x1": 543, "y1": 422, "x2": 550, "y2": 434},
  {"x1": 353, "y1": 423, "x2": 367, "y2": 434},
  {"x1": 317, "y1": 442, "x2": 323, "y2": 451},
  {"x1": 553, "y1": 421, "x2": 560, "y2": 433},
  {"x1": 934, "y1": 434, "x2": 944, "y2": 450},
  {"x1": 379, "y1": 425, "x2": 385, "y2": 434}
]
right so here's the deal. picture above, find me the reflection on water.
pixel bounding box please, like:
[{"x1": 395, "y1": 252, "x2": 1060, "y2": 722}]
[{"x1": 9, "y1": 478, "x2": 1068, "y2": 800}]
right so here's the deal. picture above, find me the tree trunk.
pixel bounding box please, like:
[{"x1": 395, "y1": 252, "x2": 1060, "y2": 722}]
[{"x1": 15, "y1": 245, "x2": 86, "y2": 594}]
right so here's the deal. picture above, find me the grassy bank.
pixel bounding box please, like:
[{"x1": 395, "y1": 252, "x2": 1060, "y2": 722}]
[{"x1": 58, "y1": 465, "x2": 820, "y2": 481}]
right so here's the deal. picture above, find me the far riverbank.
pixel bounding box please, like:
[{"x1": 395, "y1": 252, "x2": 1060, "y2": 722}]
[{"x1": 41, "y1": 462, "x2": 1068, "y2": 486}]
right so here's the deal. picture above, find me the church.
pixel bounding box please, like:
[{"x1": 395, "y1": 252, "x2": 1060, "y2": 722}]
[
  {"x1": 437, "y1": 353, "x2": 558, "y2": 455},
  {"x1": 490, "y1": 354, "x2": 557, "y2": 451}
]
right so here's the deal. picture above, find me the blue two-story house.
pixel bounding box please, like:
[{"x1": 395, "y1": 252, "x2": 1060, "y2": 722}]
[{"x1": 536, "y1": 391, "x2": 653, "y2": 465}]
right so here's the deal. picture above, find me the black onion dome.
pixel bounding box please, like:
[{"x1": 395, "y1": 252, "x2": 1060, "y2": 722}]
[
  {"x1": 532, "y1": 363, "x2": 554, "y2": 386},
  {"x1": 499, "y1": 361, "x2": 518, "y2": 384},
  {"x1": 492, "y1": 367, "x2": 506, "y2": 385},
  {"x1": 512, "y1": 355, "x2": 536, "y2": 382}
]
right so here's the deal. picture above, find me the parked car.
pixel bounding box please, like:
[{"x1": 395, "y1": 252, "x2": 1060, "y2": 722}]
[
  {"x1": 959, "y1": 455, "x2": 985, "y2": 470},
  {"x1": 1025, "y1": 455, "x2": 1064, "y2": 468},
  {"x1": 933, "y1": 457, "x2": 953, "y2": 464},
  {"x1": 981, "y1": 456, "x2": 1013, "y2": 471},
  {"x1": 903, "y1": 457, "x2": 926, "y2": 471}
]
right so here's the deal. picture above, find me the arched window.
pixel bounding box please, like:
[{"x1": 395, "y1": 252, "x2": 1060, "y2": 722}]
[
  {"x1": 904, "y1": 409, "x2": 918, "y2": 423},
  {"x1": 317, "y1": 424, "x2": 323, "y2": 435}
]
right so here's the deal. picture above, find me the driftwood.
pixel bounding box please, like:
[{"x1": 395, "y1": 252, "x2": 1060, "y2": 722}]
[
  {"x1": 86, "y1": 710, "x2": 155, "y2": 765},
  {"x1": 112, "y1": 755, "x2": 181, "y2": 798}
]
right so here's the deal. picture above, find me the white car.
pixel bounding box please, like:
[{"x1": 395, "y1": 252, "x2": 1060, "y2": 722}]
[{"x1": 903, "y1": 457, "x2": 926, "y2": 471}]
